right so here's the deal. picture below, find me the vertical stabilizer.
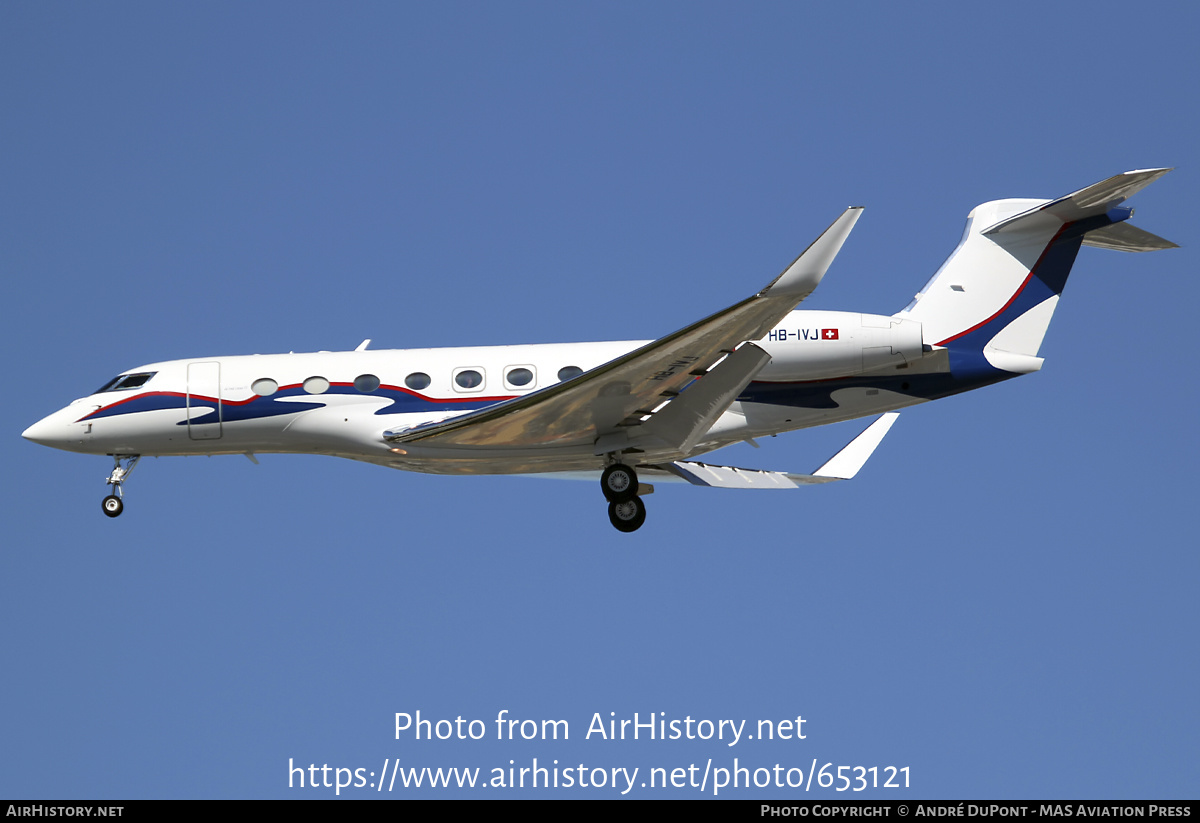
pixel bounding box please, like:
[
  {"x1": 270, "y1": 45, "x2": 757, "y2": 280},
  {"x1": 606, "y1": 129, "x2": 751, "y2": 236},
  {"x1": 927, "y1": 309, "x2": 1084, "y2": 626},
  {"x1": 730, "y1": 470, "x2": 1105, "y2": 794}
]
[{"x1": 895, "y1": 170, "x2": 1173, "y2": 375}]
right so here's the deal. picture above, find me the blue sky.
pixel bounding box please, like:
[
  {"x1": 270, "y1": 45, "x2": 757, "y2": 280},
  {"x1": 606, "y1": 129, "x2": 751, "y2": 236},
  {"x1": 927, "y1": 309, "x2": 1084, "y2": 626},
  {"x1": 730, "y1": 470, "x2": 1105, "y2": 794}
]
[{"x1": 3, "y1": 2, "x2": 1196, "y2": 799}]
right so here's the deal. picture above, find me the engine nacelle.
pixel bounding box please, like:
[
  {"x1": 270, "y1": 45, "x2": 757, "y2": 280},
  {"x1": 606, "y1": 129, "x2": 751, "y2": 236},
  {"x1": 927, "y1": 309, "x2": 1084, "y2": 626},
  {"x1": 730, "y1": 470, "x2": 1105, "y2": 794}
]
[{"x1": 756, "y1": 310, "x2": 924, "y2": 381}]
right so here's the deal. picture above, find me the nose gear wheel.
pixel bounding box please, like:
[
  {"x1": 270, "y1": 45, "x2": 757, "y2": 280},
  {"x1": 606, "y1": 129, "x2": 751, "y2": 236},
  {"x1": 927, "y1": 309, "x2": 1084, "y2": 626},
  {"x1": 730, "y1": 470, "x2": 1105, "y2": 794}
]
[{"x1": 102, "y1": 455, "x2": 140, "y2": 518}]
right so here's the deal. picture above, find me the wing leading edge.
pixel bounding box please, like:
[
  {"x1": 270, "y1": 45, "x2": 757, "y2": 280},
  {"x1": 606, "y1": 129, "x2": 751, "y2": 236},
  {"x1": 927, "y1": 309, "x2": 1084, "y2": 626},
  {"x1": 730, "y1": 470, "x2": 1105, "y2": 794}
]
[{"x1": 385, "y1": 207, "x2": 864, "y2": 454}]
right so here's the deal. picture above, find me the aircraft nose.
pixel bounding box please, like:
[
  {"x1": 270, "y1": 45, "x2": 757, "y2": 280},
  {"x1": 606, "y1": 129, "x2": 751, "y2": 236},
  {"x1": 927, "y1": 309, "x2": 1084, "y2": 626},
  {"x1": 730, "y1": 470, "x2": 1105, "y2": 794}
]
[
  {"x1": 22, "y1": 407, "x2": 80, "y2": 450},
  {"x1": 22, "y1": 414, "x2": 62, "y2": 446}
]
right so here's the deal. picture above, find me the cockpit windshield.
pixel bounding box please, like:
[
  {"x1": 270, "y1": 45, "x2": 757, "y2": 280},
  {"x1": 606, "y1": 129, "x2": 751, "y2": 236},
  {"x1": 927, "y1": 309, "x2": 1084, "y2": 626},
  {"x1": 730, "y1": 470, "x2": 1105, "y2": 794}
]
[{"x1": 94, "y1": 372, "x2": 157, "y2": 394}]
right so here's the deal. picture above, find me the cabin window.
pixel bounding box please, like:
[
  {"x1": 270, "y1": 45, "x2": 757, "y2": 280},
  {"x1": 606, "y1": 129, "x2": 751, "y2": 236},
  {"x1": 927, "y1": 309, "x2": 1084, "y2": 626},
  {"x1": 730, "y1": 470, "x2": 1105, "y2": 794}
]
[
  {"x1": 453, "y1": 368, "x2": 484, "y2": 391},
  {"x1": 251, "y1": 378, "x2": 278, "y2": 397},
  {"x1": 354, "y1": 374, "x2": 381, "y2": 393},
  {"x1": 303, "y1": 376, "x2": 330, "y2": 394},
  {"x1": 505, "y1": 366, "x2": 534, "y2": 389},
  {"x1": 557, "y1": 366, "x2": 583, "y2": 382},
  {"x1": 94, "y1": 372, "x2": 157, "y2": 394},
  {"x1": 405, "y1": 372, "x2": 431, "y2": 391}
]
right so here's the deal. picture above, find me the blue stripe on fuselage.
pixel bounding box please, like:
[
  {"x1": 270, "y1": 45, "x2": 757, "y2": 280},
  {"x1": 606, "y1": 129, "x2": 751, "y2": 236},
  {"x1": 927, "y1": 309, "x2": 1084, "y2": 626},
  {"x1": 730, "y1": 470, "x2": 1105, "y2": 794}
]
[{"x1": 80, "y1": 384, "x2": 510, "y2": 426}]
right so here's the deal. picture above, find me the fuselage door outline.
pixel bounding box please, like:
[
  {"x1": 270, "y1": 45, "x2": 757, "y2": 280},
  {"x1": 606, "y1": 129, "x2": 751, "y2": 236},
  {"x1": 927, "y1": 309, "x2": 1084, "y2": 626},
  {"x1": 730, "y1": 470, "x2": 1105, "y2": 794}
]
[{"x1": 187, "y1": 361, "x2": 223, "y2": 440}]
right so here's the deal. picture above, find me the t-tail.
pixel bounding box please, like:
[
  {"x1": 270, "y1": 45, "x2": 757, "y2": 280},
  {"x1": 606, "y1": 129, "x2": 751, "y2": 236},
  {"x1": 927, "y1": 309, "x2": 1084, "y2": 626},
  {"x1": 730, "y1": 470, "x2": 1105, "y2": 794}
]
[{"x1": 895, "y1": 169, "x2": 1176, "y2": 381}]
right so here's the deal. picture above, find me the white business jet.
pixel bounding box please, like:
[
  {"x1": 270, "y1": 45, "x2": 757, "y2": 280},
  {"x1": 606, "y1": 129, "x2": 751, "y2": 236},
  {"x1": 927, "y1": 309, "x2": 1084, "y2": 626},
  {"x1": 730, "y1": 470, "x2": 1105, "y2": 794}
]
[{"x1": 23, "y1": 170, "x2": 1175, "y2": 532}]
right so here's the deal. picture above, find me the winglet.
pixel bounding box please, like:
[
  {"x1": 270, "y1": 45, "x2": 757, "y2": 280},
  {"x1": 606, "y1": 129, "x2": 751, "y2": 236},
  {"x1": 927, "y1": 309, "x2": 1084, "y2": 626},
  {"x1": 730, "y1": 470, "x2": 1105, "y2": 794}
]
[
  {"x1": 761, "y1": 207, "x2": 864, "y2": 300},
  {"x1": 808, "y1": 412, "x2": 899, "y2": 480}
]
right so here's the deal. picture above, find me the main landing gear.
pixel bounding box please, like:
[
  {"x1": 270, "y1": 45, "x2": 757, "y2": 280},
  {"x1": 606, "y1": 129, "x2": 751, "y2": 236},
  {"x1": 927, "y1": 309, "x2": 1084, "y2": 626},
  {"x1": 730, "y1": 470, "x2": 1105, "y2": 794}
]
[
  {"x1": 601, "y1": 461, "x2": 647, "y2": 533},
  {"x1": 102, "y1": 455, "x2": 140, "y2": 518}
]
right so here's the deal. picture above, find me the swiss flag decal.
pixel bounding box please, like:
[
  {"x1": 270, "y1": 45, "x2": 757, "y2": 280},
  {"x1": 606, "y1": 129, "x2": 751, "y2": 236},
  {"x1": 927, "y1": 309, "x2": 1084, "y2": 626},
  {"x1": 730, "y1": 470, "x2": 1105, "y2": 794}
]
[{"x1": 822, "y1": 328, "x2": 839, "y2": 340}]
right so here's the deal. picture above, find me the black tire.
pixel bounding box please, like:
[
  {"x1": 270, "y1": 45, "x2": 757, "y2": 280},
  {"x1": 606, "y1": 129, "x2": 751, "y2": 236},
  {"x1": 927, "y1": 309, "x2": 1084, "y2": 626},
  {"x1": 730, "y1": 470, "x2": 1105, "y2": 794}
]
[
  {"x1": 102, "y1": 495, "x2": 123, "y2": 518},
  {"x1": 608, "y1": 496, "x2": 646, "y2": 533},
  {"x1": 600, "y1": 463, "x2": 638, "y2": 502}
]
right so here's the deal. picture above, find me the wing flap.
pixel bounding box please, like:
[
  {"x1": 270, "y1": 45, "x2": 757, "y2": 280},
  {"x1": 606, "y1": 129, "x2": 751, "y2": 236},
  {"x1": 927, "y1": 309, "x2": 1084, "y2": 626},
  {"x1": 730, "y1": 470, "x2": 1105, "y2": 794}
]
[
  {"x1": 663, "y1": 461, "x2": 807, "y2": 489},
  {"x1": 387, "y1": 208, "x2": 863, "y2": 451},
  {"x1": 640, "y1": 342, "x2": 772, "y2": 455}
]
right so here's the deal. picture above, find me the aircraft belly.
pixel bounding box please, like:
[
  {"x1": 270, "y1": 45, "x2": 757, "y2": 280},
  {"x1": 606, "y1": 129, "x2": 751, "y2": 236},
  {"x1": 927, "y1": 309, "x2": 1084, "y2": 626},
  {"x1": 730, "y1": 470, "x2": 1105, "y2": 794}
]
[{"x1": 700, "y1": 389, "x2": 928, "y2": 445}]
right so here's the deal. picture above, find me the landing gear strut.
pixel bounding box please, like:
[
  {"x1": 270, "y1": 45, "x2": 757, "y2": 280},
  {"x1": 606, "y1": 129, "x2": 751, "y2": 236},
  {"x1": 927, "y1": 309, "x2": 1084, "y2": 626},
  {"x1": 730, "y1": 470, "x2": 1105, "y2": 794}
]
[
  {"x1": 102, "y1": 455, "x2": 140, "y2": 518},
  {"x1": 601, "y1": 461, "x2": 648, "y2": 533}
]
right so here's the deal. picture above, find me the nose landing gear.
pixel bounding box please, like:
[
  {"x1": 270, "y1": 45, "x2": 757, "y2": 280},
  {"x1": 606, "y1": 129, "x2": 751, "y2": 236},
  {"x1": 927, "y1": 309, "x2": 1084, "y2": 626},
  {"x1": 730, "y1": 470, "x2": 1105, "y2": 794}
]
[
  {"x1": 600, "y1": 460, "x2": 649, "y2": 533},
  {"x1": 102, "y1": 455, "x2": 140, "y2": 518}
]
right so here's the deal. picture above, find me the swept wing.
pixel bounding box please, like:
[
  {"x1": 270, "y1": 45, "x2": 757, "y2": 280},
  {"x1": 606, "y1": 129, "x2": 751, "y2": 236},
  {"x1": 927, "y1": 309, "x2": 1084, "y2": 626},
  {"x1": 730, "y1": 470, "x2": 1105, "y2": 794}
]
[{"x1": 385, "y1": 208, "x2": 863, "y2": 455}]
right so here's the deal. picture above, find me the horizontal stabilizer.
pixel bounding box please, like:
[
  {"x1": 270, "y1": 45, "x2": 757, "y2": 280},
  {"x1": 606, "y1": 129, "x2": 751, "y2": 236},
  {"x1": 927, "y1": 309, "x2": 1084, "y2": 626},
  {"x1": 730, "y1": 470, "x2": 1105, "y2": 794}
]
[
  {"x1": 1082, "y1": 221, "x2": 1178, "y2": 252},
  {"x1": 983, "y1": 168, "x2": 1172, "y2": 235}
]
